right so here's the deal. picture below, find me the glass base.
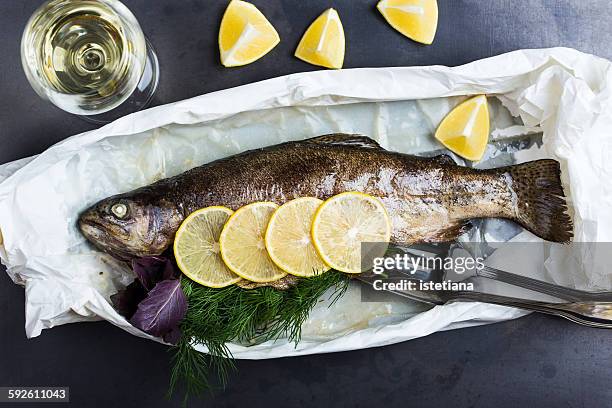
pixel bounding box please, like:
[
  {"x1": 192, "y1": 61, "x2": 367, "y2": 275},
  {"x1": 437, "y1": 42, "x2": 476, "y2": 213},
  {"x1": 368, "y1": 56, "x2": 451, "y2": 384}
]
[{"x1": 79, "y1": 37, "x2": 159, "y2": 125}]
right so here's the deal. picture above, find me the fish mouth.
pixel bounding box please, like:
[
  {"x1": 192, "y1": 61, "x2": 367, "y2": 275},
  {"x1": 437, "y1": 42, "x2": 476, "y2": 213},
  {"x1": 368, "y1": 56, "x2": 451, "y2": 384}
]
[
  {"x1": 79, "y1": 218, "x2": 119, "y2": 241},
  {"x1": 78, "y1": 218, "x2": 134, "y2": 260},
  {"x1": 78, "y1": 219, "x2": 107, "y2": 240}
]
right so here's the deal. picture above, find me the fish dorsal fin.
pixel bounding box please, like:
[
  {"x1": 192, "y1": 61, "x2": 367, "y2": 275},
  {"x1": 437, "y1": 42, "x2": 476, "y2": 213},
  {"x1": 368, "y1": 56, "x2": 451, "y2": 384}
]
[
  {"x1": 305, "y1": 133, "x2": 384, "y2": 150},
  {"x1": 432, "y1": 154, "x2": 456, "y2": 166}
]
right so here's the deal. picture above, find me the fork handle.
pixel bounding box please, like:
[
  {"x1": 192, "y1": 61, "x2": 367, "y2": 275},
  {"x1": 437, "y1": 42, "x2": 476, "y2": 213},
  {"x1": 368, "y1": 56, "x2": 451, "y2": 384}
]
[
  {"x1": 448, "y1": 291, "x2": 612, "y2": 328},
  {"x1": 476, "y1": 266, "x2": 612, "y2": 302}
]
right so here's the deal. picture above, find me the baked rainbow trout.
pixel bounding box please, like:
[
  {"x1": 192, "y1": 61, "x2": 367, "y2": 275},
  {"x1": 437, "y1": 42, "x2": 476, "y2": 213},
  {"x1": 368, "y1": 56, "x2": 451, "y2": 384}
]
[{"x1": 79, "y1": 134, "x2": 573, "y2": 261}]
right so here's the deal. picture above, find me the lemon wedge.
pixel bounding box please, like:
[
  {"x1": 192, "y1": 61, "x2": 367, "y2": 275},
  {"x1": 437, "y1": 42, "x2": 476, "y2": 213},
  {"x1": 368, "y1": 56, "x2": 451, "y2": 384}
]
[
  {"x1": 295, "y1": 8, "x2": 345, "y2": 69},
  {"x1": 377, "y1": 0, "x2": 438, "y2": 45},
  {"x1": 219, "y1": 202, "x2": 287, "y2": 283},
  {"x1": 312, "y1": 192, "x2": 392, "y2": 274},
  {"x1": 219, "y1": 0, "x2": 280, "y2": 67},
  {"x1": 174, "y1": 206, "x2": 241, "y2": 288},
  {"x1": 434, "y1": 95, "x2": 490, "y2": 161},
  {"x1": 265, "y1": 197, "x2": 330, "y2": 277}
]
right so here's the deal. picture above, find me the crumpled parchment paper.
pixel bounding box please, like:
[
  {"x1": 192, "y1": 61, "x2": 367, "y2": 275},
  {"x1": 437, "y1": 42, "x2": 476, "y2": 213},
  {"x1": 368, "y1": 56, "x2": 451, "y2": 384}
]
[{"x1": 1, "y1": 48, "x2": 611, "y2": 359}]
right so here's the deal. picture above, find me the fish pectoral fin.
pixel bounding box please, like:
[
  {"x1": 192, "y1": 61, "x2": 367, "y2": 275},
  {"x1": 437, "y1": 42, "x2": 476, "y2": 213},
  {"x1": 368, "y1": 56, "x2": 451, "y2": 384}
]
[
  {"x1": 425, "y1": 220, "x2": 473, "y2": 243},
  {"x1": 305, "y1": 133, "x2": 384, "y2": 150}
]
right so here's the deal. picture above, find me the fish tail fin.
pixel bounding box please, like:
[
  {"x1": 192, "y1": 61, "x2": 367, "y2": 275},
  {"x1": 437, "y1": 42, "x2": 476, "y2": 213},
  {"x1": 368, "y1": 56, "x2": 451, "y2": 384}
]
[{"x1": 506, "y1": 160, "x2": 573, "y2": 243}]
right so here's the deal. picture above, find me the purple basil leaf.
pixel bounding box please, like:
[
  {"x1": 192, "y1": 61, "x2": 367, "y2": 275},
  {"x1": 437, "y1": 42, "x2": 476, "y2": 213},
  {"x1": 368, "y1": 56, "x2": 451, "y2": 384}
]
[
  {"x1": 110, "y1": 280, "x2": 147, "y2": 319},
  {"x1": 132, "y1": 257, "x2": 177, "y2": 291},
  {"x1": 130, "y1": 279, "x2": 187, "y2": 338},
  {"x1": 163, "y1": 258, "x2": 179, "y2": 280}
]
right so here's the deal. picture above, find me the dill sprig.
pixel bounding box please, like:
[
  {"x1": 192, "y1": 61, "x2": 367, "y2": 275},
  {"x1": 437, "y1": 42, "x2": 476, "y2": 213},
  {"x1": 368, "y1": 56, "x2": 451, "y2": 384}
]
[{"x1": 169, "y1": 271, "x2": 350, "y2": 401}]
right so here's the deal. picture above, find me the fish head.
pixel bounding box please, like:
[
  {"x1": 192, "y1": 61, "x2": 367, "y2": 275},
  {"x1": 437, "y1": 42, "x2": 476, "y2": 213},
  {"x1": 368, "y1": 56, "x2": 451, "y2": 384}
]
[{"x1": 78, "y1": 191, "x2": 183, "y2": 260}]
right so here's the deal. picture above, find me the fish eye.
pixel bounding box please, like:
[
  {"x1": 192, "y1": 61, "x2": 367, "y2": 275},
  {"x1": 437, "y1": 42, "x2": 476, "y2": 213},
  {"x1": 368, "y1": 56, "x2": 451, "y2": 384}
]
[{"x1": 111, "y1": 203, "x2": 128, "y2": 219}]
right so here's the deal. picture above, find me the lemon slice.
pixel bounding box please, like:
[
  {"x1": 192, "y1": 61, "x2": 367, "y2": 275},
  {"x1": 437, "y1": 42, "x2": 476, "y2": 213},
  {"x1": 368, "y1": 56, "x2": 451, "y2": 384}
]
[
  {"x1": 174, "y1": 206, "x2": 241, "y2": 288},
  {"x1": 219, "y1": 0, "x2": 280, "y2": 67},
  {"x1": 295, "y1": 8, "x2": 345, "y2": 69},
  {"x1": 219, "y1": 202, "x2": 287, "y2": 282},
  {"x1": 434, "y1": 95, "x2": 490, "y2": 161},
  {"x1": 312, "y1": 192, "x2": 392, "y2": 274},
  {"x1": 377, "y1": 0, "x2": 438, "y2": 45},
  {"x1": 265, "y1": 197, "x2": 330, "y2": 277}
]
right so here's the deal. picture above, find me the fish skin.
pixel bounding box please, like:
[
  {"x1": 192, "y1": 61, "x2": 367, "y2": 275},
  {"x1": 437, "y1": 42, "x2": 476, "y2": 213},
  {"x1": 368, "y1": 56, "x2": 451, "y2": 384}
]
[{"x1": 78, "y1": 134, "x2": 572, "y2": 261}]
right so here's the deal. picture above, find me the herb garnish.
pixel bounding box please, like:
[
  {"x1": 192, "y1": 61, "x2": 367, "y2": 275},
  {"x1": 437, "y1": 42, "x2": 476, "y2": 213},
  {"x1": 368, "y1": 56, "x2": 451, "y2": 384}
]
[{"x1": 169, "y1": 271, "x2": 350, "y2": 401}]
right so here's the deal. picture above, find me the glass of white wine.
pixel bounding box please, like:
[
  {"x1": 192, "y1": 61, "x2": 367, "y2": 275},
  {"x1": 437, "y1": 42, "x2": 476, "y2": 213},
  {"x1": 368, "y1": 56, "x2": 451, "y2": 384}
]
[{"x1": 21, "y1": 0, "x2": 159, "y2": 123}]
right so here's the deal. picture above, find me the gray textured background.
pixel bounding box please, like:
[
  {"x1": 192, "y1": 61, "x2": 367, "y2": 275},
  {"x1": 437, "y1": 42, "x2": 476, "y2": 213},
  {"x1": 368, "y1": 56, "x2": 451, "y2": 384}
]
[{"x1": 1, "y1": 1, "x2": 612, "y2": 407}]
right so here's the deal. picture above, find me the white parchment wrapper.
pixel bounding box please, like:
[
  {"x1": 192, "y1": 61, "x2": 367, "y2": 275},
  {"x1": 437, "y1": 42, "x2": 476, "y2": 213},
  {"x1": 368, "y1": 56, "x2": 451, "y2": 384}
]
[{"x1": 1, "y1": 48, "x2": 611, "y2": 358}]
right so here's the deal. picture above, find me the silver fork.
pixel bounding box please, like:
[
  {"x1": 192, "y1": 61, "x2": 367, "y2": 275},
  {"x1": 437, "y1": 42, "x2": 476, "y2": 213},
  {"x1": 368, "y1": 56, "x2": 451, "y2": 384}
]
[
  {"x1": 357, "y1": 243, "x2": 612, "y2": 328},
  {"x1": 356, "y1": 276, "x2": 612, "y2": 329},
  {"x1": 403, "y1": 243, "x2": 612, "y2": 303}
]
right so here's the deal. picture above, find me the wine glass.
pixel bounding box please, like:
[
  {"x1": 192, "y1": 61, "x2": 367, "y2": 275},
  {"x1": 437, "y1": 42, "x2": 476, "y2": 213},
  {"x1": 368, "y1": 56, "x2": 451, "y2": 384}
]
[{"x1": 21, "y1": 0, "x2": 159, "y2": 124}]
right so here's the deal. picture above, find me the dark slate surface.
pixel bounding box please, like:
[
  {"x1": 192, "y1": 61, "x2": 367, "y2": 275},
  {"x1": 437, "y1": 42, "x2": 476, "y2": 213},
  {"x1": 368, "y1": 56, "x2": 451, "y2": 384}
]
[{"x1": 1, "y1": 1, "x2": 611, "y2": 407}]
